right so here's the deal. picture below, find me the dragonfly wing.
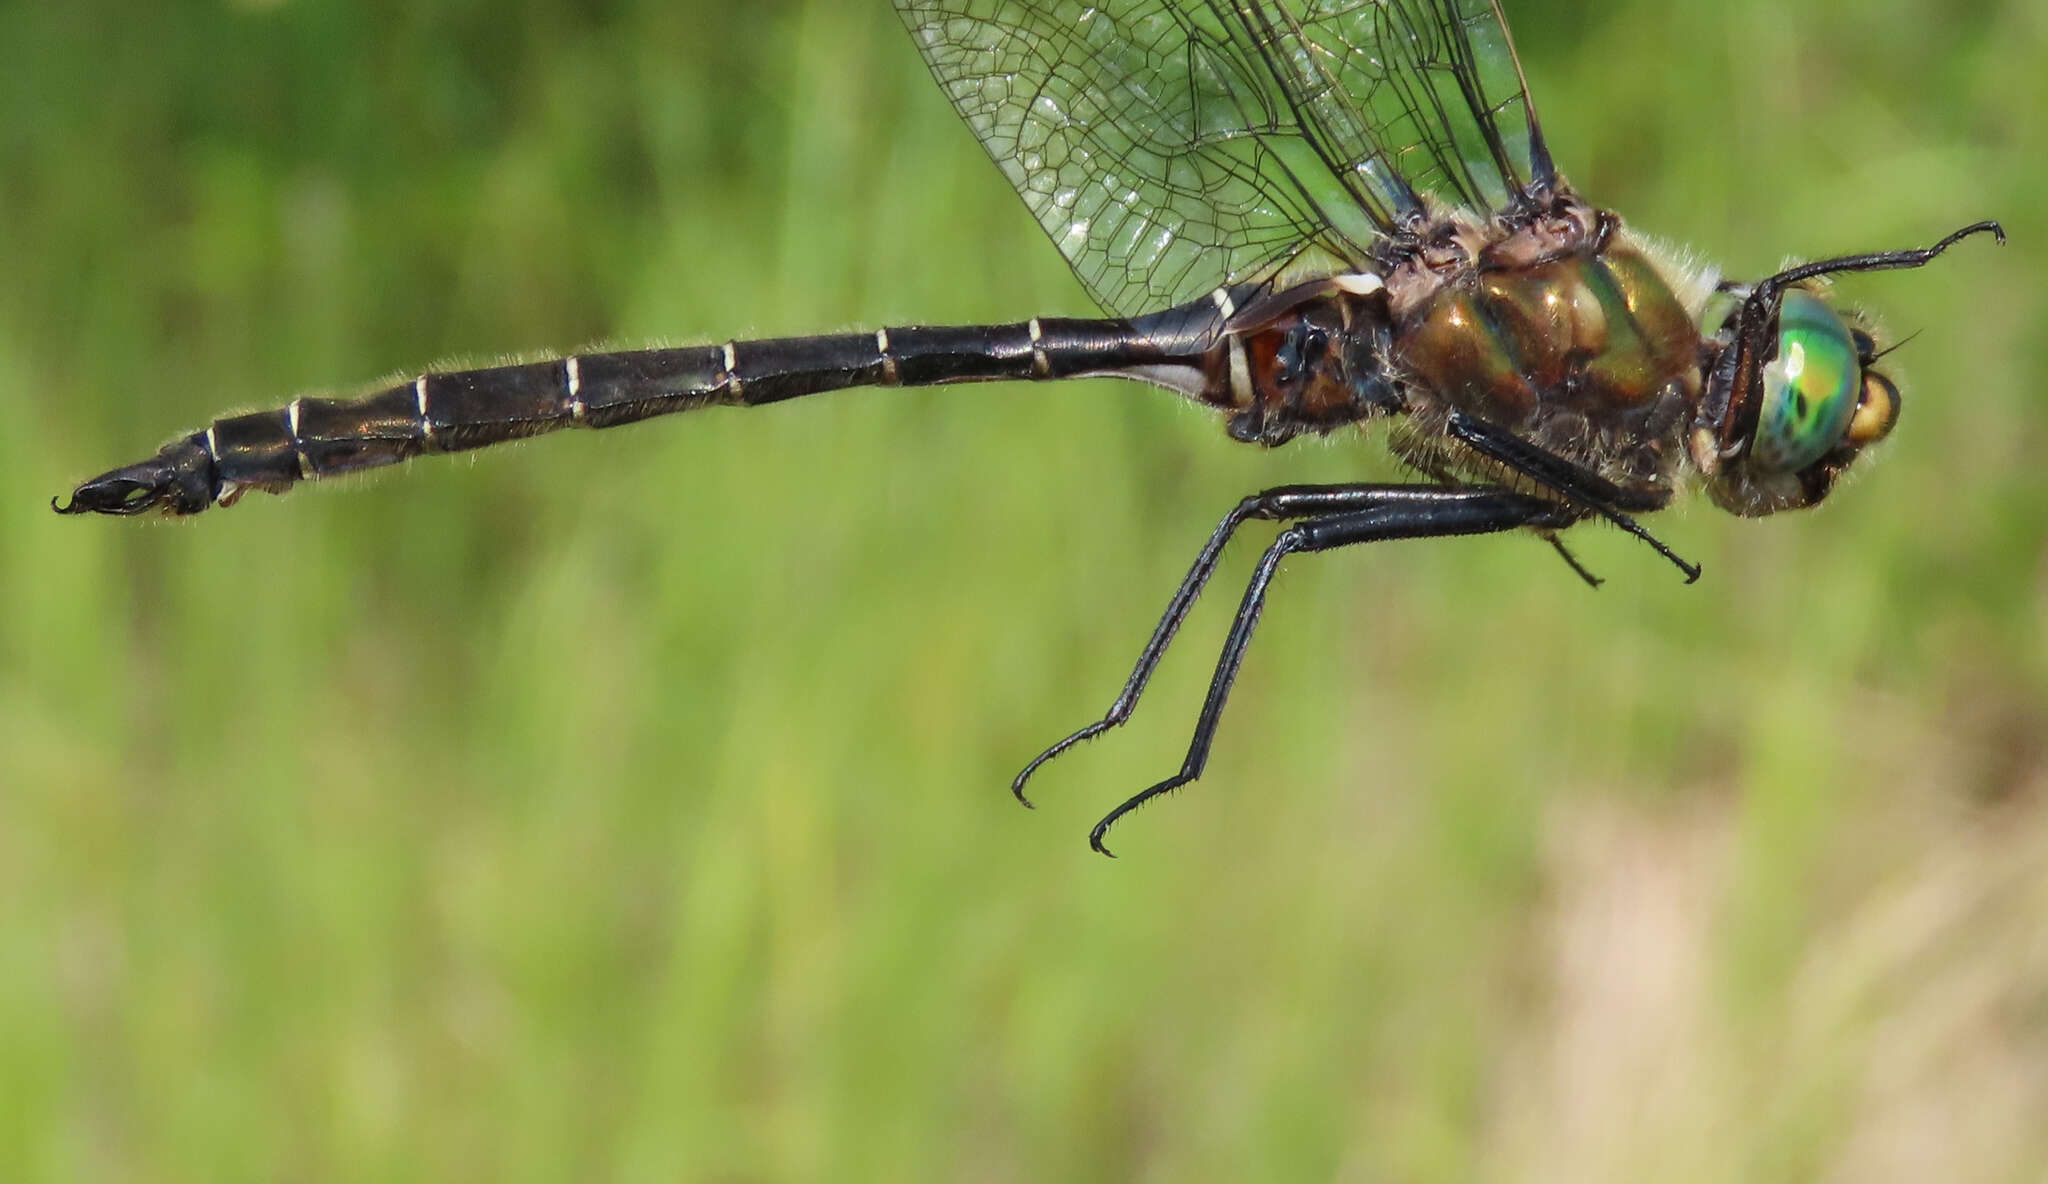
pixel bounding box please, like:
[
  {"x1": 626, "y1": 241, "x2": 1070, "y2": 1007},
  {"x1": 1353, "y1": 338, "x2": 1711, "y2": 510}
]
[
  {"x1": 895, "y1": 0, "x2": 1550, "y2": 315},
  {"x1": 1247, "y1": 0, "x2": 1549, "y2": 218}
]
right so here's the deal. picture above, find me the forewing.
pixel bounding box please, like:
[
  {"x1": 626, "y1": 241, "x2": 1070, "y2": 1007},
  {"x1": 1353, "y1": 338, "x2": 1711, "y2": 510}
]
[
  {"x1": 895, "y1": 0, "x2": 1545, "y2": 314},
  {"x1": 1253, "y1": 0, "x2": 1543, "y2": 218}
]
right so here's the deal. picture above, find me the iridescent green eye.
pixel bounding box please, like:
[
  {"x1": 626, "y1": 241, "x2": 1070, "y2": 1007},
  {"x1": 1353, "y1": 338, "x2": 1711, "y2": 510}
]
[{"x1": 1752, "y1": 289, "x2": 1861, "y2": 473}]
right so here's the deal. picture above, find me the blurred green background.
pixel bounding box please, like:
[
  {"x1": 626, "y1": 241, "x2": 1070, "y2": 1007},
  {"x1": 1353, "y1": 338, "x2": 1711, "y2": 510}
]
[{"x1": 5, "y1": 0, "x2": 2045, "y2": 1179}]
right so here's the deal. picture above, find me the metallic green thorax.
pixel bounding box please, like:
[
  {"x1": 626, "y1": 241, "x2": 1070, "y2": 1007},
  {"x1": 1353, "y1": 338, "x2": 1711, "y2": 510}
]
[
  {"x1": 1395, "y1": 243, "x2": 1702, "y2": 494},
  {"x1": 1751, "y1": 289, "x2": 1860, "y2": 474}
]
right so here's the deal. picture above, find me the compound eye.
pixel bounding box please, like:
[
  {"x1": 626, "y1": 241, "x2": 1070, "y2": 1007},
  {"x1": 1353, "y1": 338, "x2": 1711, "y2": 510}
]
[
  {"x1": 1752, "y1": 289, "x2": 1862, "y2": 473},
  {"x1": 1847, "y1": 370, "x2": 1902, "y2": 446}
]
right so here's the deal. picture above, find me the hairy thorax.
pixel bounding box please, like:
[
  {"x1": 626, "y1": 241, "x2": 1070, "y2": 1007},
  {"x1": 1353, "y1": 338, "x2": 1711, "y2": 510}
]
[{"x1": 1390, "y1": 212, "x2": 1706, "y2": 499}]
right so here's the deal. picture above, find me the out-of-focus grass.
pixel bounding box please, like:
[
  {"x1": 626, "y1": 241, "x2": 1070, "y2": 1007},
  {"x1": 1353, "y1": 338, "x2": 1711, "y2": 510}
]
[{"x1": 3, "y1": 1, "x2": 2043, "y2": 1180}]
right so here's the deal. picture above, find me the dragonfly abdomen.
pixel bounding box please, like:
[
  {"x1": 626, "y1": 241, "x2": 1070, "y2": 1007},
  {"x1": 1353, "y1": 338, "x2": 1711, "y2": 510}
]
[
  {"x1": 55, "y1": 313, "x2": 1228, "y2": 517},
  {"x1": 1218, "y1": 287, "x2": 1402, "y2": 447}
]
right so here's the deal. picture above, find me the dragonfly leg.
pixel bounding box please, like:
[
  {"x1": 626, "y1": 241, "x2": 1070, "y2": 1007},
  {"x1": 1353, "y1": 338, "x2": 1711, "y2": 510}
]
[
  {"x1": 1445, "y1": 411, "x2": 1699, "y2": 583},
  {"x1": 1546, "y1": 534, "x2": 1603, "y2": 588},
  {"x1": 1084, "y1": 487, "x2": 1573, "y2": 856},
  {"x1": 1014, "y1": 483, "x2": 1451, "y2": 807}
]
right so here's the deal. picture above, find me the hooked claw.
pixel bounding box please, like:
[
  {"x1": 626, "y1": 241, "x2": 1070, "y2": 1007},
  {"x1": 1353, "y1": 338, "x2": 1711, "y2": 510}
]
[
  {"x1": 54, "y1": 469, "x2": 173, "y2": 516},
  {"x1": 53, "y1": 434, "x2": 218, "y2": 517}
]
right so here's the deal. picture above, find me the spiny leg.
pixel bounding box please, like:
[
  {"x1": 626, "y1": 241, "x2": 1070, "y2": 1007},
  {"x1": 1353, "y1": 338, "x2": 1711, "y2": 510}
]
[
  {"x1": 1547, "y1": 534, "x2": 1603, "y2": 588},
  {"x1": 1085, "y1": 487, "x2": 1573, "y2": 856},
  {"x1": 1445, "y1": 411, "x2": 1700, "y2": 583},
  {"x1": 1014, "y1": 484, "x2": 1453, "y2": 807}
]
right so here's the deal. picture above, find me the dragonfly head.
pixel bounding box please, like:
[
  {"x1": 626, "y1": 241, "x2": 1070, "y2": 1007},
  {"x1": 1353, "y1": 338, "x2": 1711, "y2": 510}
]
[
  {"x1": 1691, "y1": 220, "x2": 2001, "y2": 517},
  {"x1": 1695, "y1": 286, "x2": 1898, "y2": 516}
]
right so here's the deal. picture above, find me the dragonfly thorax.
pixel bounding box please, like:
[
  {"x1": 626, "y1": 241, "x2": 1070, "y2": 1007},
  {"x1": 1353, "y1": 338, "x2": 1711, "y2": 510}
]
[
  {"x1": 1202, "y1": 202, "x2": 1714, "y2": 504},
  {"x1": 1389, "y1": 225, "x2": 1705, "y2": 502}
]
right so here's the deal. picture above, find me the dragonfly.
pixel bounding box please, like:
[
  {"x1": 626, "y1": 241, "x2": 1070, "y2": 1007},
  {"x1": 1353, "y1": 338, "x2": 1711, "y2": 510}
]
[{"x1": 57, "y1": 0, "x2": 1999, "y2": 853}]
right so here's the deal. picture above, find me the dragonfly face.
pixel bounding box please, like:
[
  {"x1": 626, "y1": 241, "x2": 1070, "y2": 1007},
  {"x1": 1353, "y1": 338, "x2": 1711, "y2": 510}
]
[
  {"x1": 1693, "y1": 216, "x2": 1998, "y2": 519},
  {"x1": 56, "y1": 0, "x2": 2003, "y2": 851},
  {"x1": 1696, "y1": 288, "x2": 1888, "y2": 516}
]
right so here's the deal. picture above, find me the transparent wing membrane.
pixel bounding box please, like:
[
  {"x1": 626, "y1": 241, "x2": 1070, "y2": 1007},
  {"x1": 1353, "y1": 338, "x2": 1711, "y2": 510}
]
[{"x1": 896, "y1": 0, "x2": 1545, "y2": 313}]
